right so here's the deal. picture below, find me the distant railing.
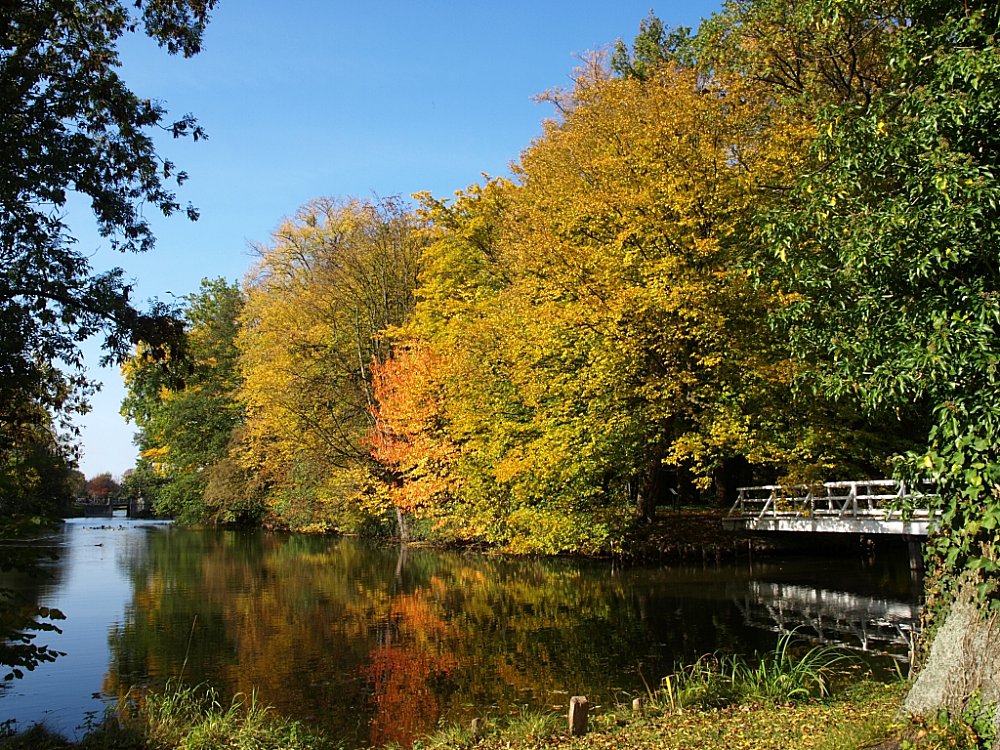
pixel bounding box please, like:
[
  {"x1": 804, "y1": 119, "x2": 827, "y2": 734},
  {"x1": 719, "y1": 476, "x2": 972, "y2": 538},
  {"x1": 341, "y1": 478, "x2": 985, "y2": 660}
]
[{"x1": 728, "y1": 480, "x2": 938, "y2": 521}]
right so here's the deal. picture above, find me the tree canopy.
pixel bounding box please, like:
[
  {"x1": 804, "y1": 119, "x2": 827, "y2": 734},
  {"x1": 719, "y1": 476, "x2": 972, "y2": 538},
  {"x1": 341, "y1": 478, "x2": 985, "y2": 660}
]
[
  {"x1": 0, "y1": 0, "x2": 215, "y2": 684},
  {"x1": 767, "y1": 0, "x2": 1000, "y2": 607},
  {"x1": 114, "y1": 4, "x2": 932, "y2": 553},
  {"x1": 1, "y1": 0, "x2": 215, "y2": 510},
  {"x1": 122, "y1": 278, "x2": 258, "y2": 524},
  {"x1": 235, "y1": 197, "x2": 425, "y2": 531}
]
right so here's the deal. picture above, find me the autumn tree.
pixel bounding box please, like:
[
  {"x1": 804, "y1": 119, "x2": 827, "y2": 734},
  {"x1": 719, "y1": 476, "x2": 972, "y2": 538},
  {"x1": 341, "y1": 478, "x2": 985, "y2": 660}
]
[
  {"x1": 86, "y1": 472, "x2": 120, "y2": 499},
  {"x1": 508, "y1": 63, "x2": 810, "y2": 513},
  {"x1": 370, "y1": 344, "x2": 461, "y2": 539},
  {"x1": 375, "y1": 41, "x2": 912, "y2": 553},
  {"x1": 696, "y1": 0, "x2": 902, "y2": 111},
  {"x1": 236, "y1": 197, "x2": 425, "y2": 531}
]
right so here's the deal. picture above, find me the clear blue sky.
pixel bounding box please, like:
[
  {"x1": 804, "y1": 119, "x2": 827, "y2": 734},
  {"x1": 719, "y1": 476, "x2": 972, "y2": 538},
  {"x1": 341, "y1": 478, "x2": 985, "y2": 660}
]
[{"x1": 75, "y1": 1, "x2": 723, "y2": 479}]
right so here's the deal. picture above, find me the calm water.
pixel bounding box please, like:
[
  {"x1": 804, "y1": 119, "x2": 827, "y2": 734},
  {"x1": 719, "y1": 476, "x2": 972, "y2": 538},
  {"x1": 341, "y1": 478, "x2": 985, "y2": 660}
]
[{"x1": 0, "y1": 517, "x2": 920, "y2": 746}]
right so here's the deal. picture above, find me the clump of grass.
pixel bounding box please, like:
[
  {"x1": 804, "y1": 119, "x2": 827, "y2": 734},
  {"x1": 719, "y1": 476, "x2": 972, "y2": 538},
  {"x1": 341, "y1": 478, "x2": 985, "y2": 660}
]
[
  {"x1": 415, "y1": 718, "x2": 488, "y2": 750},
  {"x1": 0, "y1": 723, "x2": 72, "y2": 750},
  {"x1": 415, "y1": 707, "x2": 561, "y2": 750},
  {"x1": 81, "y1": 681, "x2": 335, "y2": 750},
  {"x1": 728, "y1": 632, "x2": 856, "y2": 702},
  {"x1": 650, "y1": 631, "x2": 857, "y2": 711},
  {"x1": 501, "y1": 708, "x2": 563, "y2": 741},
  {"x1": 655, "y1": 653, "x2": 741, "y2": 710}
]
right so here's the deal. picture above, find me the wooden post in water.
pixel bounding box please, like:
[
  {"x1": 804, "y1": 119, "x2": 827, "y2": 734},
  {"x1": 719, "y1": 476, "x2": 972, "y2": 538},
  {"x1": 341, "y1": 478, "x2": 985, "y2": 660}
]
[{"x1": 568, "y1": 696, "x2": 589, "y2": 736}]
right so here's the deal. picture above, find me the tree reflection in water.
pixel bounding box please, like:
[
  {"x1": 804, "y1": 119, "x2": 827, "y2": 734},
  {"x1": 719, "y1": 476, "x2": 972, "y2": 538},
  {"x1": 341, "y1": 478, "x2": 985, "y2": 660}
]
[{"x1": 103, "y1": 529, "x2": 919, "y2": 748}]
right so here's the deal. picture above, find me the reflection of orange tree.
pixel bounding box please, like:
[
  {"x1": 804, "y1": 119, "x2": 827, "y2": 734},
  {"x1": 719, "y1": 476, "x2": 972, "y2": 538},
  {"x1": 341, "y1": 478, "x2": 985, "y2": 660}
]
[
  {"x1": 108, "y1": 533, "x2": 679, "y2": 747},
  {"x1": 366, "y1": 587, "x2": 459, "y2": 748}
]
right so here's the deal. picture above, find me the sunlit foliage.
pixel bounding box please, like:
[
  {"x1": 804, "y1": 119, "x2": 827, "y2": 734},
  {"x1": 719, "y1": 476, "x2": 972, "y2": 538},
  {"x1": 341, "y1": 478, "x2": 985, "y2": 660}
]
[
  {"x1": 1, "y1": 1, "x2": 214, "y2": 522},
  {"x1": 236, "y1": 197, "x2": 425, "y2": 531},
  {"x1": 122, "y1": 279, "x2": 255, "y2": 524},
  {"x1": 764, "y1": 0, "x2": 1000, "y2": 617},
  {"x1": 371, "y1": 47, "x2": 903, "y2": 552}
]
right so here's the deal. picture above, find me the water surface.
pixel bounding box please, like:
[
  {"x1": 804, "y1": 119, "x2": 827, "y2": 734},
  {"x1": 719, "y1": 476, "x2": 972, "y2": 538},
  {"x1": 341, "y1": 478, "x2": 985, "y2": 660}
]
[{"x1": 0, "y1": 518, "x2": 919, "y2": 746}]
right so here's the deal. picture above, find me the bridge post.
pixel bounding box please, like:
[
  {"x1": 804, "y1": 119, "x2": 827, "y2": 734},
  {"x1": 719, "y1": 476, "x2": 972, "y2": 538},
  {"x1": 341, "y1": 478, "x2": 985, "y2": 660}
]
[{"x1": 906, "y1": 536, "x2": 924, "y2": 573}]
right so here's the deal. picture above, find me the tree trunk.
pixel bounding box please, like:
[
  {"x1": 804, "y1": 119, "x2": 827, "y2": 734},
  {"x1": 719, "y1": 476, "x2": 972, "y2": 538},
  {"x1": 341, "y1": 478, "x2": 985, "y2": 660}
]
[
  {"x1": 636, "y1": 451, "x2": 667, "y2": 523},
  {"x1": 713, "y1": 457, "x2": 753, "y2": 508},
  {"x1": 903, "y1": 577, "x2": 1000, "y2": 740},
  {"x1": 395, "y1": 506, "x2": 409, "y2": 542}
]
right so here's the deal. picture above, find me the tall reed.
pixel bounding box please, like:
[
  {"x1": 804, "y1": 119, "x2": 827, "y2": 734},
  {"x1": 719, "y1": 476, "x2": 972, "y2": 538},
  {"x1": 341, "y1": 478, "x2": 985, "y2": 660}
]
[{"x1": 651, "y1": 631, "x2": 856, "y2": 711}]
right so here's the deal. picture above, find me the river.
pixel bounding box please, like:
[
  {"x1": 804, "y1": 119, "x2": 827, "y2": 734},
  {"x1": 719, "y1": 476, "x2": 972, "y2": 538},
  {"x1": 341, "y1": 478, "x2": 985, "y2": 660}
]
[{"x1": 0, "y1": 516, "x2": 920, "y2": 746}]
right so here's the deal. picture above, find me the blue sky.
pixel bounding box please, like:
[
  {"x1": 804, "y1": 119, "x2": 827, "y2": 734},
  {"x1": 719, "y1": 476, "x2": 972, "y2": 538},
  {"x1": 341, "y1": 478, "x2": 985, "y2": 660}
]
[{"x1": 75, "y1": 1, "x2": 723, "y2": 479}]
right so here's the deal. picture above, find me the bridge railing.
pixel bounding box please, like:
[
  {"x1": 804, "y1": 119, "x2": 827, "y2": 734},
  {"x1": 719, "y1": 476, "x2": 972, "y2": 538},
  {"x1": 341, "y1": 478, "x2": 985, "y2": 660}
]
[{"x1": 728, "y1": 480, "x2": 938, "y2": 521}]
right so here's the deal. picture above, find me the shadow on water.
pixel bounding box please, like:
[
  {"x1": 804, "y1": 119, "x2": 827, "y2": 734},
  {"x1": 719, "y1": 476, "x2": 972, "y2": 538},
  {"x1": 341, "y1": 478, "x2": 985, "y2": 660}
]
[
  {"x1": 0, "y1": 523, "x2": 921, "y2": 747},
  {"x1": 0, "y1": 527, "x2": 70, "y2": 694}
]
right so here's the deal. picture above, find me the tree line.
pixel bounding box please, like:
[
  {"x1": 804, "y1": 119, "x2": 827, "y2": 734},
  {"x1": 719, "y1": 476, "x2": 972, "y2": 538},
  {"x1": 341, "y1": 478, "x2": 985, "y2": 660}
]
[
  {"x1": 120, "y1": 0, "x2": 992, "y2": 561},
  {"x1": 5, "y1": 0, "x2": 1000, "y2": 727}
]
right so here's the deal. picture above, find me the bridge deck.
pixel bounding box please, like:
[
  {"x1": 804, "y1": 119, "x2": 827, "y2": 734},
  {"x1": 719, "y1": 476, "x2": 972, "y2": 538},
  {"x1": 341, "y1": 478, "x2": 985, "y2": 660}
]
[{"x1": 724, "y1": 480, "x2": 938, "y2": 536}]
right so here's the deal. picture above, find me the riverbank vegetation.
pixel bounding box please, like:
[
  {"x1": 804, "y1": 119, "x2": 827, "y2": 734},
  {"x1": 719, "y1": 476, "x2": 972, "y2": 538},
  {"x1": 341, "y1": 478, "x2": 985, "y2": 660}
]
[
  {"x1": 5, "y1": 0, "x2": 1000, "y2": 742},
  {"x1": 3, "y1": 674, "x2": 989, "y2": 750}
]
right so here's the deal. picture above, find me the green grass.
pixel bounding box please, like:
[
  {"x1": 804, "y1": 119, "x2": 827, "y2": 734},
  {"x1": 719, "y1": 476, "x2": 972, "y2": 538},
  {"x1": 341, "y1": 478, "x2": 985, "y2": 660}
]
[
  {"x1": 5, "y1": 666, "x2": 989, "y2": 750},
  {"x1": 727, "y1": 632, "x2": 856, "y2": 701},
  {"x1": 0, "y1": 681, "x2": 337, "y2": 750},
  {"x1": 500, "y1": 709, "x2": 564, "y2": 742},
  {"x1": 648, "y1": 631, "x2": 858, "y2": 711}
]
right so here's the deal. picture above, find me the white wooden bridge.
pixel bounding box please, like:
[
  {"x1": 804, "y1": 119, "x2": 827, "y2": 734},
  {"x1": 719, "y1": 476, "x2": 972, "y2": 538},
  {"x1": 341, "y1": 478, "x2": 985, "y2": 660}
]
[{"x1": 723, "y1": 480, "x2": 939, "y2": 536}]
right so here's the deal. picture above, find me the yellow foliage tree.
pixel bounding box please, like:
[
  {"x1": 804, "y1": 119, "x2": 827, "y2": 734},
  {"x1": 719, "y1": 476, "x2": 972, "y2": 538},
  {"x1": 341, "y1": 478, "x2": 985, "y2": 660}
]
[
  {"x1": 236, "y1": 197, "x2": 424, "y2": 530},
  {"x1": 375, "y1": 53, "x2": 901, "y2": 552}
]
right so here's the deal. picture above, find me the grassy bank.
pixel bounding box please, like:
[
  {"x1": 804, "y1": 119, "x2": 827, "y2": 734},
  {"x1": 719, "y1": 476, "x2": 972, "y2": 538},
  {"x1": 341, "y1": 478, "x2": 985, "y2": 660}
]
[
  {"x1": 2, "y1": 682, "x2": 993, "y2": 750},
  {"x1": 443, "y1": 682, "x2": 905, "y2": 750},
  {"x1": 6, "y1": 634, "x2": 992, "y2": 750},
  {"x1": 0, "y1": 680, "x2": 911, "y2": 750}
]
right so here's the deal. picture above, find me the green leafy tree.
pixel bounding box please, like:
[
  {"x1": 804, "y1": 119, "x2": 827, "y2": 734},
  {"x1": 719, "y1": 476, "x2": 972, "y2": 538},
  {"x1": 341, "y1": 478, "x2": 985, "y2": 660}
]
[
  {"x1": 762, "y1": 0, "x2": 1000, "y2": 719},
  {"x1": 0, "y1": 406, "x2": 80, "y2": 518},
  {"x1": 611, "y1": 11, "x2": 693, "y2": 79},
  {"x1": 123, "y1": 279, "x2": 256, "y2": 524},
  {"x1": 118, "y1": 460, "x2": 166, "y2": 508},
  {"x1": 1, "y1": 0, "x2": 215, "y2": 521}
]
